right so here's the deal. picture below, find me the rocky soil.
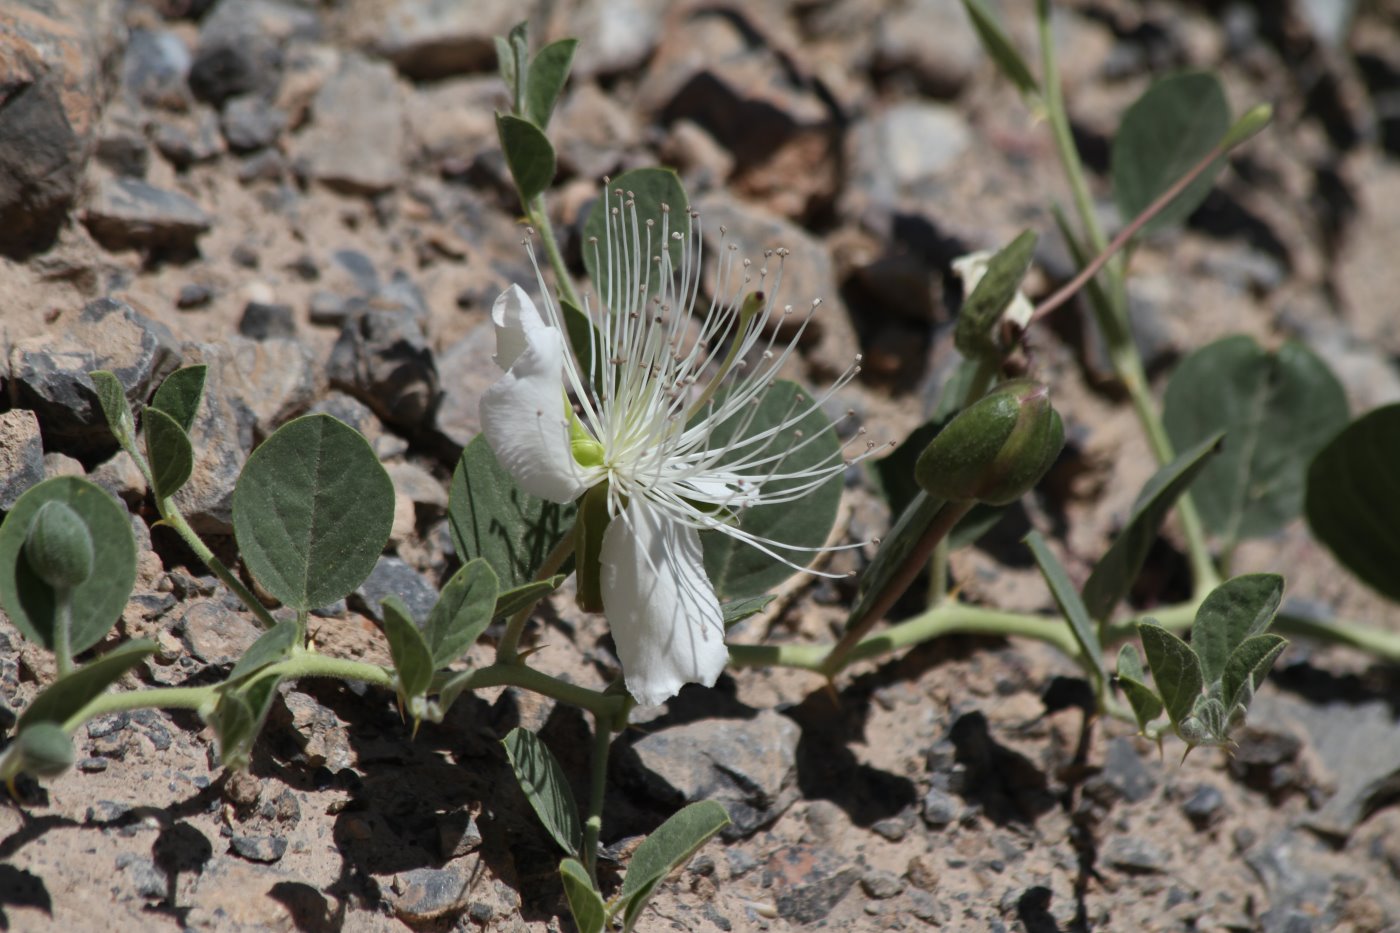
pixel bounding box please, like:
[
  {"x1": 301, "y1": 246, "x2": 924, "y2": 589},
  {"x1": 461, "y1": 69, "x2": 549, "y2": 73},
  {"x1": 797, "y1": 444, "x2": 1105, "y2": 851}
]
[{"x1": 3, "y1": 0, "x2": 1400, "y2": 930}]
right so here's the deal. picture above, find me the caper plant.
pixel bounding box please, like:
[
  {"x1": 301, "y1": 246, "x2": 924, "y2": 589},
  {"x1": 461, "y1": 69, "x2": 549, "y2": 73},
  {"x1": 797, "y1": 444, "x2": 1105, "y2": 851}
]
[{"x1": 6, "y1": 9, "x2": 1400, "y2": 932}]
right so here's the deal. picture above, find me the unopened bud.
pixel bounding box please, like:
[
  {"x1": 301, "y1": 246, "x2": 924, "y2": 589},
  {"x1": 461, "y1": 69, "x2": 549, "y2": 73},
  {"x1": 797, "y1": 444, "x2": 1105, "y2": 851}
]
[
  {"x1": 915, "y1": 379, "x2": 1064, "y2": 506},
  {"x1": 24, "y1": 500, "x2": 94, "y2": 590},
  {"x1": 14, "y1": 722, "x2": 75, "y2": 778}
]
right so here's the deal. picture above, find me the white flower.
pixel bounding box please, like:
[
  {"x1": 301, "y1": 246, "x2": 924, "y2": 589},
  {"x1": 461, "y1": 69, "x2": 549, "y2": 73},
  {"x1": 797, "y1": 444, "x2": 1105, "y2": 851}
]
[{"x1": 480, "y1": 187, "x2": 875, "y2": 706}]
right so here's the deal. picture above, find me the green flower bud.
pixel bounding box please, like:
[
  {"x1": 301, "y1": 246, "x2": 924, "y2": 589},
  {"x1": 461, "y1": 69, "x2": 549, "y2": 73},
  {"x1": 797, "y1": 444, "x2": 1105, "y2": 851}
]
[
  {"x1": 14, "y1": 722, "x2": 75, "y2": 778},
  {"x1": 24, "y1": 500, "x2": 95, "y2": 590},
  {"x1": 915, "y1": 379, "x2": 1065, "y2": 506}
]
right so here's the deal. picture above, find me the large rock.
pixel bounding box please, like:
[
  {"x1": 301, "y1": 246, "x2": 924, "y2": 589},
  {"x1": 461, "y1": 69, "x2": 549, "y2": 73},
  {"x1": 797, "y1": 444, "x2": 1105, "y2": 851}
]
[
  {"x1": 121, "y1": 27, "x2": 192, "y2": 110},
  {"x1": 341, "y1": 0, "x2": 521, "y2": 80},
  {"x1": 872, "y1": 0, "x2": 985, "y2": 98},
  {"x1": 188, "y1": 0, "x2": 320, "y2": 106},
  {"x1": 568, "y1": 0, "x2": 669, "y2": 78},
  {"x1": 7, "y1": 298, "x2": 181, "y2": 457},
  {"x1": 846, "y1": 101, "x2": 971, "y2": 208},
  {"x1": 82, "y1": 175, "x2": 212, "y2": 254},
  {"x1": 0, "y1": 410, "x2": 44, "y2": 510},
  {"x1": 327, "y1": 307, "x2": 439, "y2": 433},
  {"x1": 0, "y1": 0, "x2": 123, "y2": 257},
  {"x1": 292, "y1": 53, "x2": 404, "y2": 194},
  {"x1": 196, "y1": 335, "x2": 320, "y2": 444}
]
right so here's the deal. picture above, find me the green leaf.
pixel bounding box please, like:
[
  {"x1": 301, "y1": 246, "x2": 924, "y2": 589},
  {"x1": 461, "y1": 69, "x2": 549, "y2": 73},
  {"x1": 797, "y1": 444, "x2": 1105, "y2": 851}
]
[
  {"x1": 1115, "y1": 645, "x2": 1164, "y2": 733},
  {"x1": 1163, "y1": 336, "x2": 1347, "y2": 548},
  {"x1": 494, "y1": 35, "x2": 518, "y2": 103},
  {"x1": 1112, "y1": 72, "x2": 1231, "y2": 235},
  {"x1": 17, "y1": 640, "x2": 157, "y2": 729},
  {"x1": 1024, "y1": 530, "x2": 1103, "y2": 680},
  {"x1": 232, "y1": 414, "x2": 394, "y2": 611},
  {"x1": 10, "y1": 722, "x2": 75, "y2": 778},
  {"x1": 1138, "y1": 621, "x2": 1203, "y2": 730},
  {"x1": 226, "y1": 619, "x2": 298, "y2": 684},
  {"x1": 558, "y1": 858, "x2": 606, "y2": 933},
  {"x1": 0, "y1": 477, "x2": 137, "y2": 654},
  {"x1": 1221, "y1": 633, "x2": 1287, "y2": 713},
  {"x1": 721, "y1": 594, "x2": 775, "y2": 628},
  {"x1": 526, "y1": 38, "x2": 578, "y2": 129},
  {"x1": 701, "y1": 381, "x2": 843, "y2": 600},
  {"x1": 210, "y1": 673, "x2": 280, "y2": 771},
  {"x1": 89, "y1": 369, "x2": 137, "y2": 448},
  {"x1": 497, "y1": 113, "x2": 556, "y2": 202},
  {"x1": 502, "y1": 727, "x2": 582, "y2": 858},
  {"x1": 150, "y1": 365, "x2": 207, "y2": 433},
  {"x1": 1305, "y1": 404, "x2": 1400, "y2": 602},
  {"x1": 1221, "y1": 103, "x2": 1273, "y2": 150},
  {"x1": 581, "y1": 168, "x2": 690, "y2": 311},
  {"x1": 425, "y1": 559, "x2": 499, "y2": 668},
  {"x1": 449, "y1": 436, "x2": 575, "y2": 592},
  {"x1": 619, "y1": 800, "x2": 730, "y2": 931},
  {"x1": 954, "y1": 230, "x2": 1037, "y2": 361},
  {"x1": 494, "y1": 576, "x2": 564, "y2": 621},
  {"x1": 382, "y1": 595, "x2": 434, "y2": 700},
  {"x1": 1081, "y1": 433, "x2": 1222, "y2": 621},
  {"x1": 1191, "y1": 573, "x2": 1283, "y2": 685},
  {"x1": 959, "y1": 0, "x2": 1039, "y2": 99},
  {"x1": 143, "y1": 406, "x2": 193, "y2": 500}
]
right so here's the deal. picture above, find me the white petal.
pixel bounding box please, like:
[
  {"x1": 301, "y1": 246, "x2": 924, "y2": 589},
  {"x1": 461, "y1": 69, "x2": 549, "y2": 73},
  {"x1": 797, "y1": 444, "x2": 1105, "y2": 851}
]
[
  {"x1": 479, "y1": 298, "x2": 589, "y2": 503},
  {"x1": 602, "y1": 498, "x2": 728, "y2": 707},
  {"x1": 491, "y1": 284, "x2": 548, "y2": 370}
]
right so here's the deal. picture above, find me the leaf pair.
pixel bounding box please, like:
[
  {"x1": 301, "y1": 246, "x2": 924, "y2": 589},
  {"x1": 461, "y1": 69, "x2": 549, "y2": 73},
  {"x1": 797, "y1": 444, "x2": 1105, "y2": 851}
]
[
  {"x1": 503, "y1": 728, "x2": 731, "y2": 933},
  {"x1": 495, "y1": 22, "x2": 578, "y2": 202},
  {"x1": 94, "y1": 365, "x2": 207, "y2": 501},
  {"x1": 1118, "y1": 574, "x2": 1287, "y2": 747}
]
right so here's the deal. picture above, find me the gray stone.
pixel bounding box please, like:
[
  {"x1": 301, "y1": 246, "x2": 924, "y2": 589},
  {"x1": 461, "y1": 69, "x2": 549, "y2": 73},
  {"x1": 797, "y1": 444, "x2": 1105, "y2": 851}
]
[
  {"x1": 89, "y1": 449, "x2": 147, "y2": 506},
  {"x1": 221, "y1": 93, "x2": 287, "y2": 152},
  {"x1": 386, "y1": 461, "x2": 448, "y2": 518},
  {"x1": 189, "y1": 0, "x2": 320, "y2": 105},
  {"x1": 437, "y1": 811, "x2": 483, "y2": 860},
  {"x1": 7, "y1": 298, "x2": 182, "y2": 457},
  {"x1": 343, "y1": 0, "x2": 519, "y2": 80},
  {"x1": 0, "y1": 410, "x2": 44, "y2": 510},
  {"x1": 86, "y1": 799, "x2": 132, "y2": 823},
  {"x1": 276, "y1": 690, "x2": 352, "y2": 771},
  {"x1": 551, "y1": 82, "x2": 640, "y2": 181},
  {"x1": 622, "y1": 709, "x2": 801, "y2": 840},
  {"x1": 153, "y1": 110, "x2": 227, "y2": 168},
  {"x1": 1181, "y1": 783, "x2": 1226, "y2": 829},
  {"x1": 861, "y1": 868, "x2": 906, "y2": 900},
  {"x1": 83, "y1": 176, "x2": 212, "y2": 253},
  {"x1": 122, "y1": 27, "x2": 192, "y2": 110},
  {"x1": 238, "y1": 301, "x2": 296, "y2": 340},
  {"x1": 355, "y1": 556, "x2": 438, "y2": 626},
  {"x1": 569, "y1": 0, "x2": 668, "y2": 78},
  {"x1": 95, "y1": 105, "x2": 150, "y2": 179},
  {"x1": 848, "y1": 102, "x2": 971, "y2": 205},
  {"x1": 208, "y1": 336, "x2": 319, "y2": 441},
  {"x1": 431, "y1": 324, "x2": 497, "y2": 449},
  {"x1": 118, "y1": 854, "x2": 168, "y2": 901},
  {"x1": 1103, "y1": 835, "x2": 1170, "y2": 874},
  {"x1": 178, "y1": 283, "x2": 214, "y2": 309},
  {"x1": 237, "y1": 148, "x2": 287, "y2": 184},
  {"x1": 0, "y1": 0, "x2": 122, "y2": 257},
  {"x1": 1247, "y1": 829, "x2": 1348, "y2": 933},
  {"x1": 229, "y1": 834, "x2": 287, "y2": 863},
  {"x1": 763, "y1": 845, "x2": 859, "y2": 924},
  {"x1": 327, "y1": 309, "x2": 439, "y2": 432},
  {"x1": 921, "y1": 787, "x2": 961, "y2": 827},
  {"x1": 873, "y1": 0, "x2": 984, "y2": 98},
  {"x1": 403, "y1": 76, "x2": 500, "y2": 169},
  {"x1": 1098, "y1": 736, "x2": 1158, "y2": 804},
  {"x1": 308, "y1": 290, "x2": 352, "y2": 327},
  {"x1": 391, "y1": 862, "x2": 475, "y2": 921},
  {"x1": 294, "y1": 53, "x2": 404, "y2": 194},
  {"x1": 178, "y1": 599, "x2": 262, "y2": 667}
]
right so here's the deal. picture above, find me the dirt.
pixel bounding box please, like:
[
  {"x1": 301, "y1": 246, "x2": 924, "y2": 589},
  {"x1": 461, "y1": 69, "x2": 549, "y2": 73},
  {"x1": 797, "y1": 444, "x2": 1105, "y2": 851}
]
[{"x1": 3, "y1": 0, "x2": 1400, "y2": 931}]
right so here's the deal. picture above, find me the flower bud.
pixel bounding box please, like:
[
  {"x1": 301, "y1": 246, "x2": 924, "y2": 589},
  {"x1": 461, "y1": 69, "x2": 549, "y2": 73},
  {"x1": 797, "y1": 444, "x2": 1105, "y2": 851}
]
[
  {"x1": 13, "y1": 722, "x2": 75, "y2": 778},
  {"x1": 24, "y1": 500, "x2": 95, "y2": 590},
  {"x1": 915, "y1": 379, "x2": 1064, "y2": 506}
]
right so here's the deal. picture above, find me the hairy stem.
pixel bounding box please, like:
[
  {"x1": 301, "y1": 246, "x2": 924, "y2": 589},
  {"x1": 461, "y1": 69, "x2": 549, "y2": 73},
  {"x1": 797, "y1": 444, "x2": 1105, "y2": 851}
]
[
  {"x1": 158, "y1": 502, "x2": 279, "y2": 630},
  {"x1": 529, "y1": 194, "x2": 584, "y2": 312},
  {"x1": 582, "y1": 711, "x2": 613, "y2": 885},
  {"x1": 53, "y1": 589, "x2": 74, "y2": 677}
]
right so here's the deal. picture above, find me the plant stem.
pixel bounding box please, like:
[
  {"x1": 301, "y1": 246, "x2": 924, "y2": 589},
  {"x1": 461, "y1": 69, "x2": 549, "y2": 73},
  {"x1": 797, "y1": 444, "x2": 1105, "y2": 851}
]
[
  {"x1": 61, "y1": 684, "x2": 217, "y2": 733},
  {"x1": 582, "y1": 711, "x2": 613, "y2": 885},
  {"x1": 497, "y1": 534, "x2": 577, "y2": 664},
  {"x1": 528, "y1": 194, "x2": 584, "y2": 312},
  {"x1": 54, "y1": 589, "x2": 75, "y2": 677},
  {"x1": 157, "y1": 501, "x2": 279, "y2": 630},
  {"x1": 823, "y1": 500, "x2": 975, "y2": 674}
]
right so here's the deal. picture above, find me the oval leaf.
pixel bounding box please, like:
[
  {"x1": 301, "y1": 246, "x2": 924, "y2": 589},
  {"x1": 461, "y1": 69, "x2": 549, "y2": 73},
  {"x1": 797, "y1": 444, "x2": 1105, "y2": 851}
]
[
  {"x1": 526, "y1": 38, "x2": 578, "y2": 129},
  {"x1": 1305, "y1": 404, "x2": 1400, "y2": 602},
  {"x1": 1164, "y1": 336, "x2": 1347, "y2": 547},
  {"x1": 494, "y1": 576, "x2": 565, "y2": 622},
  {"x1": 620, "y1": 800, "x2": 730, "y2": 929},
  {"x1": 954, "y1": 229, "x2": 1037, "y2": 360},
  {"x1": 233, "y1": 414, "x2": 395, "y2": 611},
  {"x1": 701, "y1": 381, "x2": 843, "y2": 600},
  {"x1": 960, "y1": 0, "x2": 1039, "y2": 99},
  {"x1": 151, "y1": 364, "x2": 208, "y2": 433},
  {"x1": 1116, "y1": 644, "x2": 1164, "y2": 733},
  {"x1": 1221, "y1": 632, "x2": 1287, "y2": 712},
  {"x1": 559, "y1": 858, "x2": 606, "y2": 933},
  {"x1": 497, "y1": 113, "x2": 556, "y2": 202},
  {"x1": 425, "y1": 559, "x2": 499, "y2": 668},
  {"x1": 1112, "y1": 72, "x2": 1231, "y2": 235},
  {"x1": 1138, "y1": 620, "x2": 1203, "y2": 730},
  {"x1": 449, "y1": 436, "x2": 575, "y2": 592},
  {"x1": 382, "y1": 595, "x2": 434, "y2": 700},
  {"x1": 18, "y1": 640, "x2": 157, "y2": 729},
  {"x1": 502, "y1": 727, "x2": 582, "y2": 858},
  {"x1": 0, "y1": 477, "x2": 137, "y2": 654},
  {"x1": 1081, "y1": 433, "x2": 1222, "y2": 621},
  {"x1": 89, "y1": 369, "x2": 137, "y2": 448},
  {"x1": 581, "y1": 168, "x2": 690, "y2": 312},
  {"x1": 226, "y1": 619, "x2": 299, "y2": 684},
  {"x1": 144, "y1": 406, "x2": 194, "y2": 500},
  {"x1": 1191, "y1": 573, "x2": 1283, "y2": 686}
]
